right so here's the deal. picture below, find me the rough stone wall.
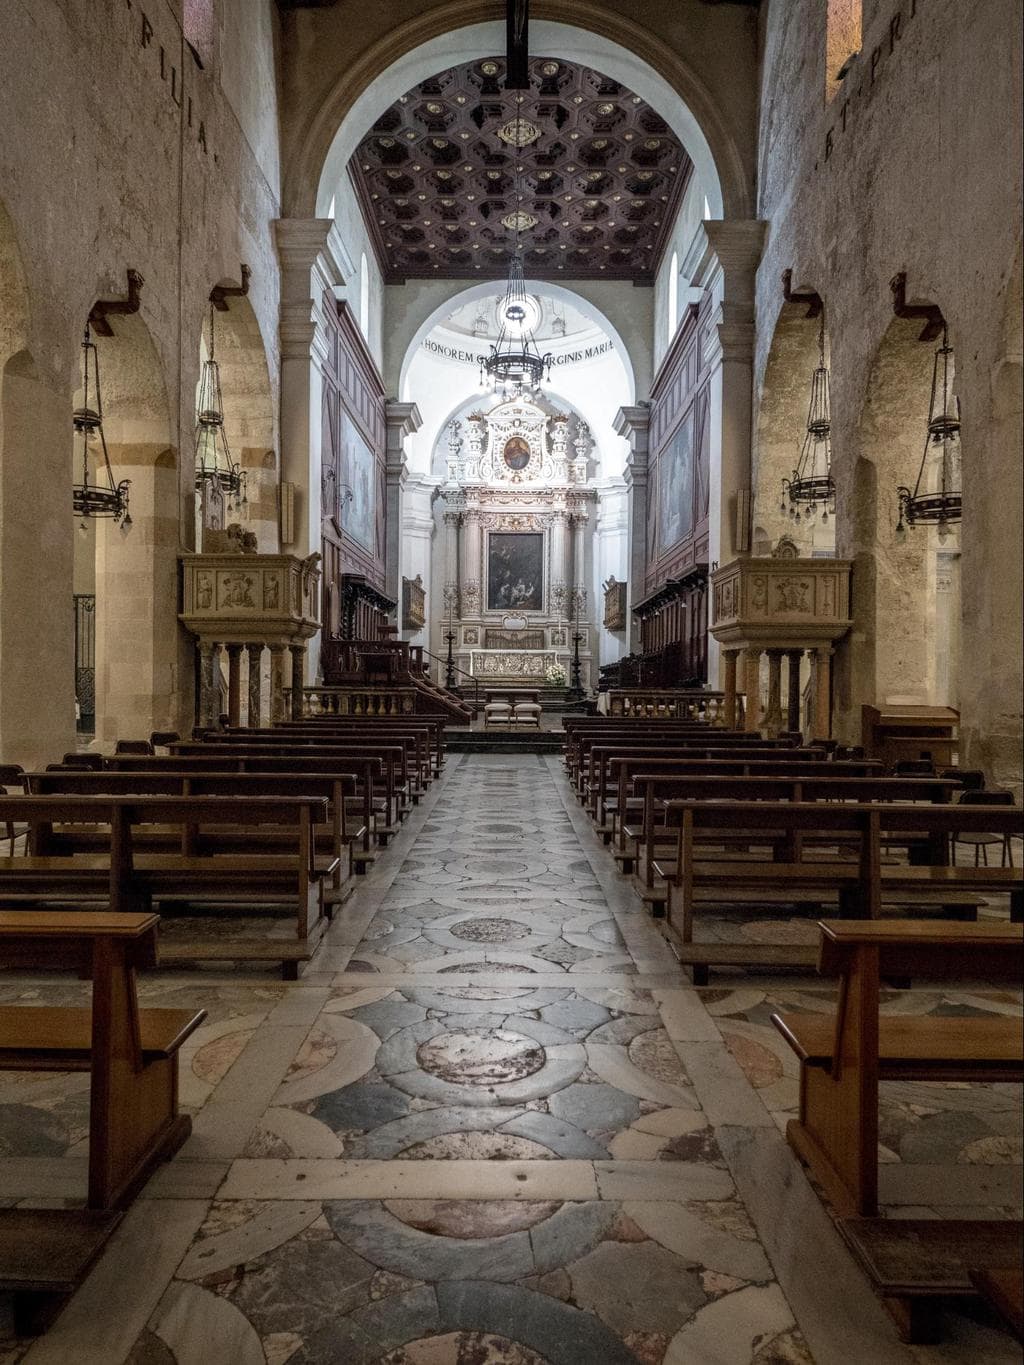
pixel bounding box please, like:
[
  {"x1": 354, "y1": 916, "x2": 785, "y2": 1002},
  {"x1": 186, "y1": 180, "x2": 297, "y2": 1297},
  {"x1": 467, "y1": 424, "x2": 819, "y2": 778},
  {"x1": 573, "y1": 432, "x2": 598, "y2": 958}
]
[
  {"x1": 755, "y1": 0, "x2": 1023, "y2": 782},
  {"x1": 0, "y1": 0, "x2": 284, "y2": 759}
]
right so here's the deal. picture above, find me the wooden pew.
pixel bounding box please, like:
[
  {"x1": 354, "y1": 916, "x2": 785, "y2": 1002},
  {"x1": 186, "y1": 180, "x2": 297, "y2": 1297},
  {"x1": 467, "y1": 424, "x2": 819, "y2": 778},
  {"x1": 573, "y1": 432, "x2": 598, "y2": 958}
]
[
  {"x1": 0, "y1": 795, "x2": 334, "y2": 978},
  {"x1": 0, "y1": 910, "x2": 205, "y2": 1208},
  {"x1": 25, "y1": 770, "x2": 358, "y2": 904},
  {"x1": 171, "y1": 741, "x2": 409, "y2": 837},
  {"x1": 625, "y1": 764, "x2": 890, "y2": 882},
  {"x1": 218, "y1": 724, "x2": 437, "y2": 798},
  {"x1": 267, "y1": 716, "x2": 447, "y2": 776},
  {"x1": 651, "y1": 801, "x2": 1023, "y2": 982},
  {"x1": 772, "y1": 920, "x2": 1023, "y2": 1342}
]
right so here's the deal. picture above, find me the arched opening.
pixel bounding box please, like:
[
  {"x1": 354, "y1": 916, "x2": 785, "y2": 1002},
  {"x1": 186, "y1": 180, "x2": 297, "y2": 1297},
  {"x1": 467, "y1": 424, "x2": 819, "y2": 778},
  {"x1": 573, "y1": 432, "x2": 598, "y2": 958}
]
[
  {"x1": 0, "y1": 201, "x2": 74, "y2": 766},
  {"x1": 842, "y1": 313, "x2": 962, "y2": 724},
  {"x1": 74, "y1": 311, "x2": 179, "y2": 746},
  {"x1": 752, "y1": 297, "x2": 835, "y2": 558},
  {"x1": 194, "y1": 290, "x2": 277, "y2": 553}
]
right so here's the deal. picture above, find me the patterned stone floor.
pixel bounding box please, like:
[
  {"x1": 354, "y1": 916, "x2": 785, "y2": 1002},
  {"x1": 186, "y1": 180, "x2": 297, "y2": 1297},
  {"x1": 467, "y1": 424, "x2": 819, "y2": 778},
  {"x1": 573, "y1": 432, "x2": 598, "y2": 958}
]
[{"x1": 0, "y1": 754, "x2": 1020, "y2": 1365}]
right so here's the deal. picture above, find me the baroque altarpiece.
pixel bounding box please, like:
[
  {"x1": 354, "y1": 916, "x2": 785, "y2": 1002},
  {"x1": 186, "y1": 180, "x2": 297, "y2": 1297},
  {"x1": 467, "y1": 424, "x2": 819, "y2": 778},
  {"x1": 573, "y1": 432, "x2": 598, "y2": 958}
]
[{"x1": 436, "y1": 398, "x2": 596, "y2": 686}]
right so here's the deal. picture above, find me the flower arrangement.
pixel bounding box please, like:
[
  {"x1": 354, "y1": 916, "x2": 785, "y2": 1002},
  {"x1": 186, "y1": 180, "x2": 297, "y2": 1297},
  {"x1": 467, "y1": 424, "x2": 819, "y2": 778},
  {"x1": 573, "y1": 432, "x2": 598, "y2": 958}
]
[{"x1": 545, "y1": 663, "x2": 567, "y2": 686}]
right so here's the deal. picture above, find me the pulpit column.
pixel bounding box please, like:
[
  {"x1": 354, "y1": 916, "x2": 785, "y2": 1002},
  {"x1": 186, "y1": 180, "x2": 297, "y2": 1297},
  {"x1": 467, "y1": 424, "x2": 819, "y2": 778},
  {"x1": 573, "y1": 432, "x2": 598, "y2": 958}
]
[
  {"x1": 269, "y1": 644, "x2": 289, "y2": 723},
  {"x1": 812, "y1": 646, "x2": 833, "y2": 741},
  {"x1": 786, "y1": 648, "x2": 803, "y2": 735},
  {"x1": 741, "y1": 647, "x2": 762, "y2": 734},
  {"x1": 290, "y1": 644, "x2": 306, "y2": 719},
  {"x1": 246, "y1": 644, "x2": 263, "y2": 728},
  {"x1": 225, "y1": 644, "x2": 243, "y2": 728},
  {"x1": 198, "y1": 642, "x2": 221, "y2": 729},
  {"x1": 722, "y1": 649, "x2": 739, "y2": 729},
  {"x1": 764, "y1": 649, "x2": 784, "y2": 737}
]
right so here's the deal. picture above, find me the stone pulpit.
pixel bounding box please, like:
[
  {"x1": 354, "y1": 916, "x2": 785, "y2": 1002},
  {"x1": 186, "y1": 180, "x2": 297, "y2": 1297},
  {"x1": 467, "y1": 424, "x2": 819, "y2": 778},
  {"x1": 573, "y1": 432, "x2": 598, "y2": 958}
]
[
  {"x1": 180, "y1": 553, "x2": 321, "y2": 727},
  {"x1": 710, "y1": 556, "x2": 852, "y2": 737}
]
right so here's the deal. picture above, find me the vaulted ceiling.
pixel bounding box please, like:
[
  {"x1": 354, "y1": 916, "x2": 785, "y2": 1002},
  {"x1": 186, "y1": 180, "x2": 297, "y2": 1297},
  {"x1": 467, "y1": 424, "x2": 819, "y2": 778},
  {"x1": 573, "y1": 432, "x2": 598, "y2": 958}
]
[{"x1": 348, "y1": 57, "x2": 693, "y2": 285}]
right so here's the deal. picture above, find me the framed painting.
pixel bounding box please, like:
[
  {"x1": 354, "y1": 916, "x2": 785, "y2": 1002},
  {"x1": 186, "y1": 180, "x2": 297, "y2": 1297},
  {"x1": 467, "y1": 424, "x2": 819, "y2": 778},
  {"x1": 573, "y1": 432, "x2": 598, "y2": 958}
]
[
  {"x1": 487, "y1": 532, "x2": 544, "y2": 611},
  {"x1": 341, "y1": 407, "x2": 377, "y2": 551},
  {"x1": 659, "y1": 412, "x2": 695, "y2": 554}
]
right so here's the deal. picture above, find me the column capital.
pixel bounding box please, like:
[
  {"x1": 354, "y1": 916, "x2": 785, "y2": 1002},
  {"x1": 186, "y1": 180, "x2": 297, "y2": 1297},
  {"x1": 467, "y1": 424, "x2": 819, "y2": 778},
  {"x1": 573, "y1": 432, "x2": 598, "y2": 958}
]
[
  {"x1": 702, "y1": 219, "x2": 767, "y2": 277},
  {"x1": 274, "y1": 217, "x2": 354, "y2": 294},
  {"x1": 385, "y1": 400, "x2": 423, "y2": 441},
  {"x1": 613, "y1": 404, "x2": 652, "y2": 442}
]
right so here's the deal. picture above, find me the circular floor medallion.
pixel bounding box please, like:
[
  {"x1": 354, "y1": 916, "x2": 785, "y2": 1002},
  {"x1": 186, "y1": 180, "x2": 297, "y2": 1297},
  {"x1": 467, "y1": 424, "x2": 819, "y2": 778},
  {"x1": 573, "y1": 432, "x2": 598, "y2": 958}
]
[
  {"x1": 450, "y1": 917, "x2": 532, "y2": 944},
  {"x1": 397, "y1": 1132, "x2": 555, "y2": 1162},
  {"x1": 417, "y1": 1030, "x2": 546, "y2": 1086},
  {"x1": 384, "y1": 1197, "x2": 562, "y2": 1239},
  {"x1": 437, "y1": 962, "x2": 536, "y2": 975},
  {"x1": 377, "y1": 1331, "x2": 550, "y2": 1365}
]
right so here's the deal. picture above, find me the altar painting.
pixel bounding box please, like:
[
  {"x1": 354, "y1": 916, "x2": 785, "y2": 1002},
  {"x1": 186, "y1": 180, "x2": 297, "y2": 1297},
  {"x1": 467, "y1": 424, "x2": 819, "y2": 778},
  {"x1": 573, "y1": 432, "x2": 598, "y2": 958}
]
[
  {"x1": 487, "y1": 532, "x2": 544, "y2": 611},
  {"x1": 659, "y1": 413, "x2": 695, "y2": 553},
  {"x1": 341, "y1": 408, "x2": 376, "y2": 551}
]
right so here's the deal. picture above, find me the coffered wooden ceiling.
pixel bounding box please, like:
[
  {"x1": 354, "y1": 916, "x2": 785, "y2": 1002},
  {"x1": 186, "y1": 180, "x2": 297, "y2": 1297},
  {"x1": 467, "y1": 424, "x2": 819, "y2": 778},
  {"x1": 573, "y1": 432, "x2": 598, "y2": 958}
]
[{"x1": 349, "y1": 57, "x2": 693, "y2": 285}]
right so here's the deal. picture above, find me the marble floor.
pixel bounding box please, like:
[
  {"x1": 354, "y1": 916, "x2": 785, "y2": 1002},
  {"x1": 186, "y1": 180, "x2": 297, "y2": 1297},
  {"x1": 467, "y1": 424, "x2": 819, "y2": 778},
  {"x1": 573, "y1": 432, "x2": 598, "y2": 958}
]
[{"x1": 0, "y1": 754, "x2": 1020, "y2": 1365}]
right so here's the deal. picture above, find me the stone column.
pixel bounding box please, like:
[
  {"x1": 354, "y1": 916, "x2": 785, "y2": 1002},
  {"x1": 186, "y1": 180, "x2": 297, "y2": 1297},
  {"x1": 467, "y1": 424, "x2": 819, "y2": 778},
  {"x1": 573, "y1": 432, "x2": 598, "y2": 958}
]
[
  {"x1": 812, "y1": 646, "x2": 833, "y2": 741},
  {"x1": 290, "y1": 644, "x2": 306, "y2": 719},
  {"x1": 550, "y1": 507, "x2": 570, "y2": 623},
  {"x1": 246, "y1": 643, "x2": 263, "y2": 728},
  {"x1": 702, "y1": 220, "x2": 767, "y2": 684},
  {"x1": 741, "y1": 646, "x2": 762, "y2": 734},
  {"x1": 275, "y1": 218, "x2": 353, "y2": 683},
  {"x1": 786, "y1": 648, "x2": 803, "y2": 734},
  {"x1": 460, "y1": 507, "x2": 482, "y2": 617},
  {"x1": 614, "y1": 405, "x2": 651, "y2": 653},
  {"x1": 225, "y1": 644, "x2": 243, "y2": 728},
  {"x1": 384, "y1": 401, "x2": 423, "y2": 612},
  {"x1": 269, "y1": 644, "x2": 289, "y2": 724},
  {"x1": 722, "y1": 648, "x2": 740, "y2": 728},
  {"x1": 198, "y1": 642, "x2": 221, "y2": 729},
  {"x1": 764, "y1": 649, "x2": 784, "y2": 737}
]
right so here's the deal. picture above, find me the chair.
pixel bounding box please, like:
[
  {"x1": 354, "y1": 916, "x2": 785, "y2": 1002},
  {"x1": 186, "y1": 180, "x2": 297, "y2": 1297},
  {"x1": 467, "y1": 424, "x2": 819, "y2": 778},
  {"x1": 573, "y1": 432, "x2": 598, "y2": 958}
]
[
  {"x1": 483, "y1": 702, "x2": 512, "y2": 730},
  {"x1": 61, "y1": 752, "x2": 104, "y2": 770},
  {"x1": 894, "y1": 759, "x2": 936, "y2": 776},
  {"x1": 150, "y1": 731, "x2": 180, "y2": 749},
  {"x1": 513, "y1": 701, "x2": 542, "y2": 729},
  {"x1": 954, "y1": 790, "x2": 1017, "y2": 867},
  {"x1": 939, "y1": 767, "x2": 985, "y2": 792}
]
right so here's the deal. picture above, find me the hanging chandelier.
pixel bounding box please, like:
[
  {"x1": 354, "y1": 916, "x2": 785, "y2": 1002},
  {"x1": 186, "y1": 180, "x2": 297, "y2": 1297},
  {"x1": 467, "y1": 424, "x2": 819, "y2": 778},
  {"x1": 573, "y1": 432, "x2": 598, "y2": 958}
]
[
  {"x1": 781, "y1": 315, "x2": 835, "y2": 524},
  {"x1": 896, "y1": 326, "x2": 961, "y2": 532},
  {"x1": 481, "y1": 250, "x2": 552, "y2": 397},
  {"x1": 72, "y1": 325, "x2": 131, "y2": 525},
  {"x1": 194, "y1": 303, "x2": 247, "y2": 511}
]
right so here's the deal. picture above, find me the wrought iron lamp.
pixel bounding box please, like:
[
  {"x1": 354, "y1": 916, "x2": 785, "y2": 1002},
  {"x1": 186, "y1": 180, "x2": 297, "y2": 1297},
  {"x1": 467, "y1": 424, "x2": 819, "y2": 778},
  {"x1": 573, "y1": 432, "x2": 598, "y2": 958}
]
[
  {"x1": 481, "y1": 250, "x2": 552, "y2": 398},
  {"x1": 781, "y1": 315, "x2": 835, "y2": 524},
  {"x1": 72, "y1": 325, "x2": 131, "y2": 525},
  {"x1": 896, "y1": 326, "x2": 961, "y2": 533},
  {"x1": 194, "y1": 304, "x2": 247, "y2": 512}
]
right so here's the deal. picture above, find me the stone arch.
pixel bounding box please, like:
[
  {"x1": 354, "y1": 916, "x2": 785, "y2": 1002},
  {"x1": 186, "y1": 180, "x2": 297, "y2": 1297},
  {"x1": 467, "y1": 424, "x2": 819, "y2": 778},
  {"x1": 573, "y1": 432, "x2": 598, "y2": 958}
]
[
  {"x1": 839, "y1": 310, "x2": 962, "y2": 728},
  {"x1": 752, "y1": 294, "x2": 834, "y2": 557},
  {"x1": 77, "y1": 309, "x2": 181, "y2": 745},
  {"x1": 197, "y1": 289, "x2": 278, "y2": 552},
  {"x1": 288, "y1": 4, "x2": 747, "y2": 222}
]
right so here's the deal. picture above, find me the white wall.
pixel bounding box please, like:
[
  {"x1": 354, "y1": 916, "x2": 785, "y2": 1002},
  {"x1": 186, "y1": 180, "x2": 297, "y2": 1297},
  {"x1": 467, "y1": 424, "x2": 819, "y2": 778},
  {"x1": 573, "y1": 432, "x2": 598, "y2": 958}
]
[
  {"x1": 329, "y1": 174, "x2": 385, "y2": 371},
  {"x1": 653, "y1": 172, "x2": 708, "y2": 373}
]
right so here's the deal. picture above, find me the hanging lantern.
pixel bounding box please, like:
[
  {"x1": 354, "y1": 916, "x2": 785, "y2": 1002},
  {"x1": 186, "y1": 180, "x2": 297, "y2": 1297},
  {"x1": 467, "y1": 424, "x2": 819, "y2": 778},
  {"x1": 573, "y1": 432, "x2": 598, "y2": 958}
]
[
  {"x1": 896, "y1": 326, "x2": 962, "y2": 533},
  {"x1": 72, "y1": 325, "x2": 131, "y2": 525},
  {"x1": 194, "y1": 304, "x2": 247, "y2": 511},
  {"x1": 781, "y1": 315, "x2": 835, "y2": 525}
]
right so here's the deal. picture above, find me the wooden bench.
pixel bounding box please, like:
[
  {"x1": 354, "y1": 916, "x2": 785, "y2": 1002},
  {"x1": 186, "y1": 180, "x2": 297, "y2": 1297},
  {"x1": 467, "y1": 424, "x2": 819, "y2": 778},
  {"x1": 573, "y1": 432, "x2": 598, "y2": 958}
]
[
  {"x1": 223, "y1": 723, "x2": 438, "y2": 794},
  {"x1": 649, "y1": 801, "x2": 1023, "y2": 981},
  {"x1": 25, "y1": 769, "x2": 358, "y2": 903},
  {"x1": 771, "y1": 920, "x2": 1023, "y2": 1342},
  {"x1": 267, "y1": 717, "x2": 446, "y2": 776},
  {"x1": 0, "y1": 795, "x2": 334, "y2": 978},
  {"x1": 0, "y1": 910, "x2": 204, "y2": 1332},
  {"x1": 171, "y1": 741, "x2": 409, "y2": 837},
  {"x1": 106, "y1": 752, "x2": 383, "y2": 866}
]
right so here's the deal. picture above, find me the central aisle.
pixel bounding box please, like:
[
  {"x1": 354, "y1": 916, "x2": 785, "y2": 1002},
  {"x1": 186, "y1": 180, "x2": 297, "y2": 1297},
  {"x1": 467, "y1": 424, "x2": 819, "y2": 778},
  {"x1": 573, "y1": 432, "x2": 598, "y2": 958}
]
[{"x1": 26, "y1": 755, "x2": 962, "y2": 1365}]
